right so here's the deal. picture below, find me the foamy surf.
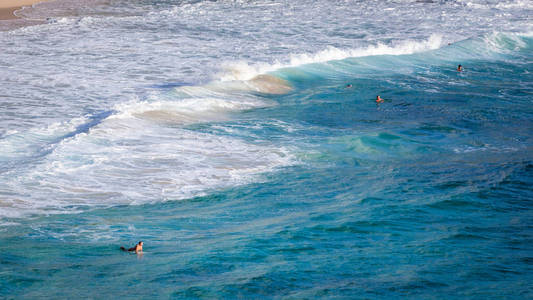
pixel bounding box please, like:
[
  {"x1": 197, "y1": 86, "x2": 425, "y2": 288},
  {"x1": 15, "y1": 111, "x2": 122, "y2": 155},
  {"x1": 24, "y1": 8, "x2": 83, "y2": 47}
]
[
  {"x1": 0, "y1": 116, "x2": 90, "y2": 162},
  {"x1": 219, "y1": 34, "x2": 443, "y2": 81},
  {"x1": 111, "y1": 96, "x2": 271, "y2": 125},
  {"x1": 0, "y1": 113, "x2": 295, "y2": 219},
  {"x1": 0, "y1": 79, "x2": 296, "y2": 219},
  {"x1": 171, "y1": 74, "x2": 293, "y2": 97}
]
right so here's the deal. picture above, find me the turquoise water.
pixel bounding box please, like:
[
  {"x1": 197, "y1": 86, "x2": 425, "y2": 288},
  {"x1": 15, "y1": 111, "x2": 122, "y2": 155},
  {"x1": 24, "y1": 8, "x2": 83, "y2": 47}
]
[{"x1": 1, "y1": 0, "x2": 532, "y2": 298}]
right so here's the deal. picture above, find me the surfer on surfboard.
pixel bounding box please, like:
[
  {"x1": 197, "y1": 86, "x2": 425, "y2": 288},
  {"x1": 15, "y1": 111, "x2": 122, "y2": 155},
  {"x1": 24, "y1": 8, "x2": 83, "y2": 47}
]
[{"x1": 121, "y1": 241, "x2": 143, "y2": 253}]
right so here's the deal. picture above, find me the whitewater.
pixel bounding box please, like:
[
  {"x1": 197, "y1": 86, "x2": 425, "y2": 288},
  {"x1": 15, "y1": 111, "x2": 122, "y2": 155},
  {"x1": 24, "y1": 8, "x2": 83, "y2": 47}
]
[{"x1": 1, "y1": 0, "x2": 532, "y2": 298}]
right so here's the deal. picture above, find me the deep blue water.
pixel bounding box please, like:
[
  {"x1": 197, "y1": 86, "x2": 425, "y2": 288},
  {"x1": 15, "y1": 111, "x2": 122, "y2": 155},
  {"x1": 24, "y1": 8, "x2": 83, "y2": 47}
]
[{"x1": 1, "y1": 0, "x2": 532, "y2": 298}]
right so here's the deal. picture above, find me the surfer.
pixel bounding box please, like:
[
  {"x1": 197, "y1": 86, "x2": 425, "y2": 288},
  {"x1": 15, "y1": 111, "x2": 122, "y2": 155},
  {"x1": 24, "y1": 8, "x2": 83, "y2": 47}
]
[
  {"x1": 121, "y1": 241, "x2": 143, "y2": 253},
  {"x1": 376, "y1": 95, "x2": 384, "y2": 103},
  {"x1": 457, "y1": 64, "x2": 463, "y2": 71}
]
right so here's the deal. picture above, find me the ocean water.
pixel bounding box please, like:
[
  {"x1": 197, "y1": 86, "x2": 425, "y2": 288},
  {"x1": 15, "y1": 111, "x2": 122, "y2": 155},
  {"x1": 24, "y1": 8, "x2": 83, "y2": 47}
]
[{"x1": 1, "y1": 0, "x2": 532, "y2": 298}]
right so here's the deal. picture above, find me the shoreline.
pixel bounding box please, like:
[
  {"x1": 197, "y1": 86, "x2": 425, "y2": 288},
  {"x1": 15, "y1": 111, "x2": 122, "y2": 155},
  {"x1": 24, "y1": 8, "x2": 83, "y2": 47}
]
[{"x1": 0, "y1": 0, "x2": 51, "y2": 20}]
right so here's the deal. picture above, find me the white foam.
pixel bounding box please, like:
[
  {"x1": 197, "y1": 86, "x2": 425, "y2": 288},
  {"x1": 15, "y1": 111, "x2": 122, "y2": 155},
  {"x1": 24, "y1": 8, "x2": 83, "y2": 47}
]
[
  {"x1": 111, "y1": 94, "x2": 273, "y2": 125},
  {"x1": 2, "y1": 125, "x2": 294, "y2": 218},
  {"x1": 482, "y1": 31, "x2": 530, "y2": 53},
  {"x1": 219, "y1": 35, "x2": 443, "y2": 81},
  {"x1": 0, "y1": 116, "x2": 89, "y2": 161},
  {"x1": 0, "y1": 95, "x2": 295, "y2": 219},
  {"x1": 453, "y1": 144, "x2": 520, "y2": 154},
  {"x1": 458, "y1": 0, "x2": 533, "y2": 9}
]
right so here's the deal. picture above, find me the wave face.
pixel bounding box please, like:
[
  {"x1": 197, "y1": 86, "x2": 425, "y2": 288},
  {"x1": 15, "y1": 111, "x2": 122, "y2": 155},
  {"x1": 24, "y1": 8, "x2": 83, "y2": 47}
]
[{"x1": 1, "y1": 0, "x2": 532, "y2": 298}]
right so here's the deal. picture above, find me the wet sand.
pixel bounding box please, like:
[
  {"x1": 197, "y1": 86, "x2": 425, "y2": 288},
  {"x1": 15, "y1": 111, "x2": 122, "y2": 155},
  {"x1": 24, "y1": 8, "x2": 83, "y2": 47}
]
[{"x1": 0, "y1": 0, "x2": 51, "y2": 20}]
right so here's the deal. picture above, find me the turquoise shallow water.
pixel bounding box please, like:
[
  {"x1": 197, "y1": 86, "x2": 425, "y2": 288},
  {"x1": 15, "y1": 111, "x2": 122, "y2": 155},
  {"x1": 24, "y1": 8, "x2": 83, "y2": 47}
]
[{"x1": 1, "y1": 0, "x2": 533, "y2": 298}]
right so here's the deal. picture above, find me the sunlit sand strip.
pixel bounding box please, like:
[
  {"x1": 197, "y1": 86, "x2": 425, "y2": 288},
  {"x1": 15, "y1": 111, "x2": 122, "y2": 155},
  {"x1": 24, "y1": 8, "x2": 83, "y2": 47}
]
[{"x1": 0, "y1": 0, "x2": 51, "y2": 20}]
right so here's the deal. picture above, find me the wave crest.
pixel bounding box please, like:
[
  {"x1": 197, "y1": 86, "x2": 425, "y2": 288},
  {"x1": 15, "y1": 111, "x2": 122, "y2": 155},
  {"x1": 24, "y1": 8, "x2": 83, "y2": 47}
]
[{"x1": 219, "y1": 34, "x2": 443, "y2": 81}]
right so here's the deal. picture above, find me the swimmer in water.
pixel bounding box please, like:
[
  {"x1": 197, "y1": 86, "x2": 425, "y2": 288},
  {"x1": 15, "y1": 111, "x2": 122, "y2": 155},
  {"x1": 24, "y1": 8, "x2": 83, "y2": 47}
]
[
  {"x1": 121, "y1": 241, "x2": 143, "y2": 253},
  {"x1": 376, "y1": 95, "x2": 384, "y2": 103},
  {"x1": 457, "y1": 64, "x2": 463, "y2": 71},
  {"x1": 345, "y1": 84, "x2": 353, "y2": 88}
]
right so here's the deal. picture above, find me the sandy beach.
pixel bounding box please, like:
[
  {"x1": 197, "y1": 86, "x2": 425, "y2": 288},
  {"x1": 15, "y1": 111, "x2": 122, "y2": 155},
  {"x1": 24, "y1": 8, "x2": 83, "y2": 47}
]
[{"x1": 0, "y1": 0, "x2": 50, "y2": 20}]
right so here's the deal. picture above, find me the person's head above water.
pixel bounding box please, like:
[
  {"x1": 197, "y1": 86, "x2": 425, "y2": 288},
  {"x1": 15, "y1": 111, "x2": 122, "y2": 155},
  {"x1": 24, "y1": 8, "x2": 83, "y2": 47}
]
[{"x1": 457, "y1": 64, "x2": 463, "y2": 71}]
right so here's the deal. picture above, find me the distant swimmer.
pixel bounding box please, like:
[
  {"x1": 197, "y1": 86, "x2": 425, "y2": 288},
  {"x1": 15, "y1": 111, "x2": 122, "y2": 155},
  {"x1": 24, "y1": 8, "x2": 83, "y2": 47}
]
[
  {"x1": 457, "y1": 64, "x2": 463, "y2": 72},
  {"x1": 376, "y1": 95, "x2": 384, "y2": 103},
  {"x1": 345, "y1": 84, "x2": 353, "y2": 88},
  {"x1": 121, "y1": 241, "x2": 143, "y2": 253}
]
